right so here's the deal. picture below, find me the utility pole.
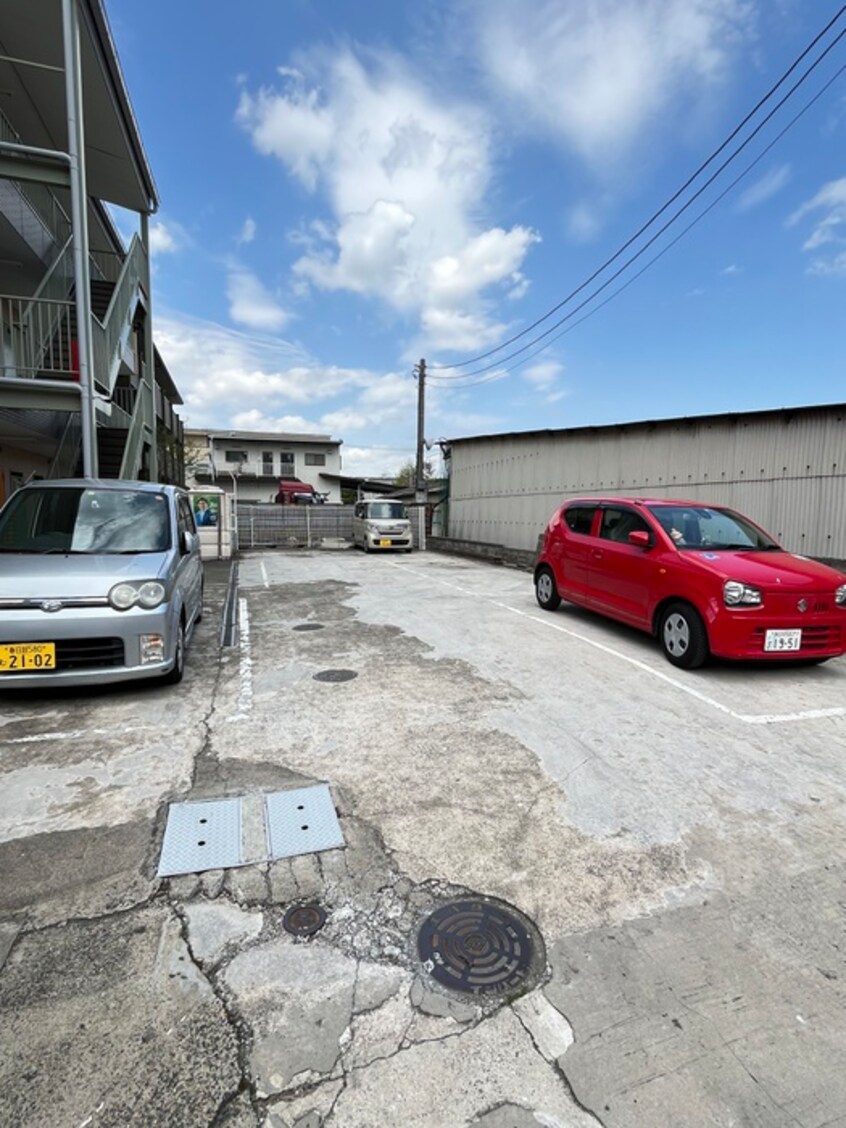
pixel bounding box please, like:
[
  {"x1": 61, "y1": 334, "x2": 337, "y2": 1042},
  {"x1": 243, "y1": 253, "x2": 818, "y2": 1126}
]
[
  {"x1": 414, "y1": 358, "x2": 426, "y2": 551},
  {"x1": 415, "y1": 358, "x2": 426, "y2": 500}
]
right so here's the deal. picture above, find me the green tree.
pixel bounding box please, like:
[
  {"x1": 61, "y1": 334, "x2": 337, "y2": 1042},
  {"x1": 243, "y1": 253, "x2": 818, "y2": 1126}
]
[{"x1": 394, "y1": 458, "x2": 433, "y2": 486}]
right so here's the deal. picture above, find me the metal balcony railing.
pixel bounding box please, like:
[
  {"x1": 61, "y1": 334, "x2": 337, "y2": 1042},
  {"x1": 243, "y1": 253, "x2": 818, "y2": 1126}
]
[
  {"x1": 0, "y1": 293, "x2": 75, "y2": 379},
  {"x1": 207, "y1": 459, "x2": 295, "y2": 478}
]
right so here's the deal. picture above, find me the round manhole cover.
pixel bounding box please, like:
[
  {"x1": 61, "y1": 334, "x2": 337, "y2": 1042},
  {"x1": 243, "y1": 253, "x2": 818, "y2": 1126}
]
[
  {"x1": 313, "y1": 669, "x2": 358, "y2": 683},
  {"x1": 283, "y1": 903, "x2": 327, "y2": 937},
  {"x1": 417, "y1": 899, "x2": 539, "y2": 996},
  {"x1": 293, "y1": 623, "x2": 325, "y2": 632}
]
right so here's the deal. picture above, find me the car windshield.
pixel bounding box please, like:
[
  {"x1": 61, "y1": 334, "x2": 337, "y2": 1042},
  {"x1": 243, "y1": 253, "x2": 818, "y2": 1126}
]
[
  {"x1": 367, "y1": 503, "x2": 406, "y2": 520},
  {"x1": 647, "y1": 505, "x2": 777, "y2": 551},
  {"x1": 0, "y1": 487, "x2": 171, "y2": 554}
]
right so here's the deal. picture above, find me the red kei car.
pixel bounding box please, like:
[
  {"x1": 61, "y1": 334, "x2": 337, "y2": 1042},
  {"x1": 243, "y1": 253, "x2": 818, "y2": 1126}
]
[{"x1": 534, "y1": 498, "x2": 846, "y2": 669}]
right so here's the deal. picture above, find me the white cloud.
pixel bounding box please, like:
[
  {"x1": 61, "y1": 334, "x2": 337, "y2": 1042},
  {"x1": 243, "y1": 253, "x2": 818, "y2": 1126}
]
[
  {"x1": 566, "y1": 202, "x2": 604, "y2": 242},
  {"x1": 522, "y1": 358, "x2": 568, "y2": 403},
  {"x1": 154, "y1": 313, "x2": 426, "y2": 462},
  {"x1": 237, "y1": 49, "x2": 539, "y2": 352},
  {"x1": 807, "y1": 250, "x2": 846, "y2": 278},
  {"x1": 226, "y1": 268, "x2": 289, "y2": 331},
  {"x1": 720, "y1": 263, "x2": 741, "y2": 275},
  {"x1": 788, "y1": 177, "x2": 846, "y2": 275},
  {"x1": 155, "y1": 314, "x2": 358, "y2": 413},
  {"x1": 238, "y1": 73, "x2": 335, "y2": 191},
  {"x1": 787, "y1": 178, "x2": 846, "y2": 226},
  {"x1": 239, "y1": 217, "x2": 257, "y2": 244},
  {"x1": 149, "y1": 221, "x2": 179, "y2": 255},
  {"x1": 419, "y1": 308, "x2": 506, "y2": 352},
  {"x1": 341, "y1": 446, "x2": 414, "y2": 478},
  {"x1": 230, "y1": 409, "x2": 329, "y2": 434},
  {"x1": 474, "y1": 0, "x2": 755, "y2": 167},
  {"x1": 523, "y1": 360, "x2": 563, "y2": 390},
  {"x1": 427, "y1": 227, "x2": 540, "y2": 308},
  {"x1": 295, "y1": 199, "x2": 417, "y2": 297},
  {"x1": 735, "y1": 164, "x2": 791, "y2": 212}
]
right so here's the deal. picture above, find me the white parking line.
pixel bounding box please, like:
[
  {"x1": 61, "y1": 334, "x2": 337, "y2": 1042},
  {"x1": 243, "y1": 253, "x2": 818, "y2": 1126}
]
[
  {"x1": 385, "y1": 560, "x2": 846, "y2": 726},
  {"x1": 226, "y1": 597, "x2": 253, "y2": 723},
  {"x1": 260, "y1": 560, "x2": 269, "y2": 588}
]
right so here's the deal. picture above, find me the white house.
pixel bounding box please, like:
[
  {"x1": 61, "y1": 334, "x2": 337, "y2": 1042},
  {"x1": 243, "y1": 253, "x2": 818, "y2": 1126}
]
[{"x1": 185, "y1": 428, "x2": 344, "y2": 503}]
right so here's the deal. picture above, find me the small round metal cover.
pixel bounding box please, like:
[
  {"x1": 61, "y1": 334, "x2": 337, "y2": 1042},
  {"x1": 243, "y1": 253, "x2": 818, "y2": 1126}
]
[
  {"x1": 293, "y1": 623, "x2": 325, "y2": 632},
  {"x1": 417, "y1": 899, "x2": 537, "y2": 996},
  {"x1": 283, "y1": 903, "x2": 327, "y2": 937},
  {"x1": 313, "y1": 669, "x2": 358, "y2": 683}
]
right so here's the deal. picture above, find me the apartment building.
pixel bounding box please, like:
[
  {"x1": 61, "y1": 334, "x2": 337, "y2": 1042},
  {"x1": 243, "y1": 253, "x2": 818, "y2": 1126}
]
[
  {"x1": 0, "y1": 0, "x2": 184, "y2": 505},
  {"x1": 186, "y1": 429, "x2": 344, "y2": 504}
]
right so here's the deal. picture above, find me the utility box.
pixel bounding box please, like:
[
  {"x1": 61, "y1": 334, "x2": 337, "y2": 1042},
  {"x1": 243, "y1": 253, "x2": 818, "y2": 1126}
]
[{"x1": 189, "y1": 487, "x2": 233, "y2": 559}]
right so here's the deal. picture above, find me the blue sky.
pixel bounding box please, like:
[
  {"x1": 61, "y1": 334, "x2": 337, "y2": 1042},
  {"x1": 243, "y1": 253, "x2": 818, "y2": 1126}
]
[{"x1": 107, "y1": 1, "x2": 846, "y2": 477}]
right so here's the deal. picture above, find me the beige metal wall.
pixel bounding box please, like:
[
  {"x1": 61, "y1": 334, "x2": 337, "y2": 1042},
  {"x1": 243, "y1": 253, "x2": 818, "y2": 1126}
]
[{"x1": 447, "y1": 406, "x2": 846, "y2": 559}]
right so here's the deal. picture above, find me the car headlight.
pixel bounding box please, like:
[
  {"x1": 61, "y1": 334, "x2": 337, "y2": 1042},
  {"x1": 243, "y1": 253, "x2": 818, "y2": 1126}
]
[
  {"x1": 109, "y1": 582, "x2": 138, "y2": 610},
  {"x1": 836, "y1": 584, "x2": 846, "y2": 605},
  {"x1": 366, "y1": 522, "x2": 380, "y2": 532},
  {"x1": 138, "y1": 581, "x2": 166, "y2": 609},
  {"x1": 108, "y1": 580, "x2": 167, "y2": 611},
  {"x1": 723, "y1": 580, "x2": 762, "y2": 607}
]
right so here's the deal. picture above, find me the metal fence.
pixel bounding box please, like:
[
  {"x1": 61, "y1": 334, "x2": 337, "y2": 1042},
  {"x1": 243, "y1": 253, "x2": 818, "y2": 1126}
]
[
  {"x1": 235, "y1": 502, "x2": 427, "y2": 550},
  {"x1": 237, "y1": 503, "x2": 355, "y2": 549}
]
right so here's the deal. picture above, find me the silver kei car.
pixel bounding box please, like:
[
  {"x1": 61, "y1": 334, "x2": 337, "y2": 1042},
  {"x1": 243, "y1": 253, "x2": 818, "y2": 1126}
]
[{"x1": 0, "y1": 479, "x2": 204, "y2": 689}]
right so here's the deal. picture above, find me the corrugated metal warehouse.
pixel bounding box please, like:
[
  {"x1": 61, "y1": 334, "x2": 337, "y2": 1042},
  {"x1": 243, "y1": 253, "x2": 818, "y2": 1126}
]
[{"x1": 445, "y1": 403, "x2": 846, "y2": 561}]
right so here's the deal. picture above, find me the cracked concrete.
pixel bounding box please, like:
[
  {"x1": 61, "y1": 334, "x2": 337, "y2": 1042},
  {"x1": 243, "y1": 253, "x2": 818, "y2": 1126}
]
[
  {"x1": 0, "y1": 906, "x2": 241, "y2": 1126},
  {"x1": 3, "y1": 551, "x2": 846, "y2": 1126}
]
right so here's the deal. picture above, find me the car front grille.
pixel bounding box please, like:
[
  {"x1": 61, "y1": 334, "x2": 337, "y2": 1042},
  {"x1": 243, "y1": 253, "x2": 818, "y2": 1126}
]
[{"x1": 56, "y1": 637, "x2": 125, "y2": 670}]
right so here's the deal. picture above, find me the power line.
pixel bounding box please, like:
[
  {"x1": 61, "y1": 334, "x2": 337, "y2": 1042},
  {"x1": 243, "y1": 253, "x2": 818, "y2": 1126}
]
[
  {"x1": 427, "y1": 6, "x2": 846, "y2": 374},
  {"x1": 426, "y1": 57, "x2": 846, "y2": 391},
  {"x1": 425, "y1": 23, "x2": 846, "y2": 384}
]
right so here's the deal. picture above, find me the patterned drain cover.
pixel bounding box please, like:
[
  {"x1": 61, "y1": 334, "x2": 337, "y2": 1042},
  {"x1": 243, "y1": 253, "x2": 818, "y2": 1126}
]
[
  {"x1": 283, "y1": 903, "x2": 327, "y2": 937},
  {"x1": 313, "y1": 669, "x2": 357, "y2": 682},
  {"x1": 293, "y1": 623, "x2": 325, "y2": 632},
  {"x1": 417, "y1": 899, "x2": 538, "y2": 995}
]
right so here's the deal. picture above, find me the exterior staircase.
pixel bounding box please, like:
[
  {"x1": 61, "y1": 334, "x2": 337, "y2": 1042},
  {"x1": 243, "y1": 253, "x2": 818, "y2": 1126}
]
[{"x1": 95, "y1": 426, "x2": 129, "y2": 478}]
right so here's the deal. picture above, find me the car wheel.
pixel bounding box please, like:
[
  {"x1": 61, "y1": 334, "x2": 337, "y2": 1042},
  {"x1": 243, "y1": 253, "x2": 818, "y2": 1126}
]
[
  {"x1": 162, "y1": 618, "x2": 186, "y2": 685},
  {"x1": 660, "y1": 602, "x2": 708, "y2": 669},
  {"x1": 535, "y1": 567, "x2": 561, "y2": 611}
]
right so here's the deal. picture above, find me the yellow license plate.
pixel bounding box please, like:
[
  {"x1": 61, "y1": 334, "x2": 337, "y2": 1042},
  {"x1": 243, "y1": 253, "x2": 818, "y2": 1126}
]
[
  {"x1": 0, "y1": 643, "x2": 56, "y2": 672},
  {"x1": 379, "y1": 539, "x2": 392, "y2": 548}
]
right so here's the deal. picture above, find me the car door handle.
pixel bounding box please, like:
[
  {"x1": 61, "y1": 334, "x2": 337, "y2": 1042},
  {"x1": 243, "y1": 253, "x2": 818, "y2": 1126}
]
[{"x1": 592, "y1": 549, "x2": 603, "y2": 559}]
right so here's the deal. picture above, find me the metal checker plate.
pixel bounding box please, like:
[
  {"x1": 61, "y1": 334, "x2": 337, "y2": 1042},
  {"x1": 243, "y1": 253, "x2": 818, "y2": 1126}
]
[
  {"x1": 265, "y1": 784, "x2": 344, "y2": 860},
  {"x1": 157, "y1": 798, "x2": 243, "y2": 876}
]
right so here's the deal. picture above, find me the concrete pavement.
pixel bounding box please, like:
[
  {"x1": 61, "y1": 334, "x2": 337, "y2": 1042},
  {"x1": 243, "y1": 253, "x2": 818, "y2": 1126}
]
[{"x1": 1, "y1": 548, "x2": 845, "y2": 1126}]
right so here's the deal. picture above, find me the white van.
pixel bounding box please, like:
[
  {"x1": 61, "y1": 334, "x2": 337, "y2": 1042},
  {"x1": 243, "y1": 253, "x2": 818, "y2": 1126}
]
[{"x1": 352, "y1": 500, "x2": 413, "y2": 553}]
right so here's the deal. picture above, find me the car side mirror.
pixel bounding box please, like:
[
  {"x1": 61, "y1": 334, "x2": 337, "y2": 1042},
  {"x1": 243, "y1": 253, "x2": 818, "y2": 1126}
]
[
  {"x1": 628, "y1": 530, "x2": 652, "y2": 548},
  {"x1": 181, "y1": 530, "x2": 197, "y2": 554}
]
